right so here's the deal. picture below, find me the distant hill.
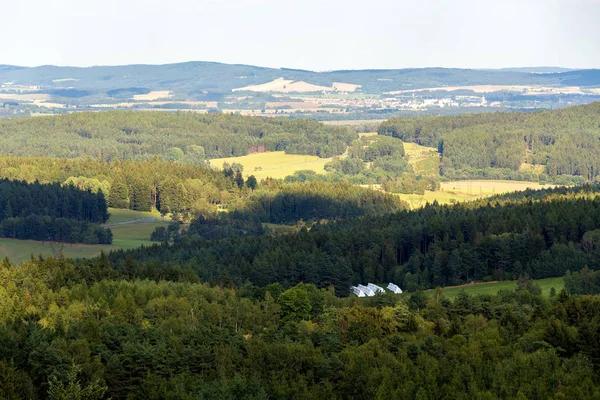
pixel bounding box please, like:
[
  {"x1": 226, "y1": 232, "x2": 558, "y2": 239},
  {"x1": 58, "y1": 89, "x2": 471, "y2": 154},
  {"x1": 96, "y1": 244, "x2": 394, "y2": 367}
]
[
  {"x1": 1, "y1": 62, "x2": 599, "y2": 99},
  {"x1": 486, "y1": 67, "x2": 576, "y2": 73}
]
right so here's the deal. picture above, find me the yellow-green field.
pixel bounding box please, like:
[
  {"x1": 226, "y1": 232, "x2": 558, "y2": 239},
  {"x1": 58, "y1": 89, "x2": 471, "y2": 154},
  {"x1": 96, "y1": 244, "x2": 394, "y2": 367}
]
[
  {"x1": 0, "y1": 208, "x2": 169, "y2": 264},
  {"x1": 106, "y1": 208, "x2": 162, "y2": 223},
  {"x1": 209, "y1": 151, "x2": 331, "y2": 180},
  {"x1": 404, "y1": 142, "x2": 440, "y2": 176},
  {"x1": 425, "y1": 277, "x2": 564, "y2": 300},
  {"x1": 394, "y1": 180, "x2": 555, "y2": 209}
]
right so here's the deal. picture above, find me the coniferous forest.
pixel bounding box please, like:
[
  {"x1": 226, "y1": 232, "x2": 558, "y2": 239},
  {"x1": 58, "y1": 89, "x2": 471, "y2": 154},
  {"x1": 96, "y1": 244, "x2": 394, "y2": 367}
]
[{"x1": 0, "y1": 179, "x2": 111, "y2": 244}]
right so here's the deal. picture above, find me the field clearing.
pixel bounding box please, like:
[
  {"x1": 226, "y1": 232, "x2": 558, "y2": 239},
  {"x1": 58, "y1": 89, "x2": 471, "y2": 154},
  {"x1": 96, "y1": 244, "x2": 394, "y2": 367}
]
[
  {"x1": 439, "y1": 180, "x2": 555, "y2": 194},
  {"x1": 426, "y1": 277, "x2": 564, "y2": 300},
  {"x1": 107, "y1": 208, "x2": 162, "y2": 223},
  {"x1": 132, "y1": 90, "x2": 172, "y2": 100},
  {"x1": 370, "y1": 180, "x2": 556, "y2": 209},
  {"x1": 209, "y1": 151, "x2": 331, "y2": 180},
  {"x1": 404, "y1": 142, "x2": 440, "y2": 176},
  {"x1": 0, "y1": 209, "x2": 169, "y2": 264},
  {"x1": 0, "y1": 93, "x2": 52, "y2": 101},
  {"x1": 233, "y1": 78, "x2": 359, "y2": 93}
]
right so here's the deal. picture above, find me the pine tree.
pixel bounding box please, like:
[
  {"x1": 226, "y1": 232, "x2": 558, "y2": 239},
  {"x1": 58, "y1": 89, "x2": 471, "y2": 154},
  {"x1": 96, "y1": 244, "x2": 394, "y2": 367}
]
[{"x1": 108, "y1": 179, "x2": 129, "y2": 209}]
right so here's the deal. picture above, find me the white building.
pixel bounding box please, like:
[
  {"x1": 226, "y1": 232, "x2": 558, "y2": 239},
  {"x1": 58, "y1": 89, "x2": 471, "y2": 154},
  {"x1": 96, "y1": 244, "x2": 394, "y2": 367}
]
[
  {"x1": 367, "y1": 283, "x2": 385, "y2": 294},
  {"x1": 357, "y1": 284, "x2": 376, "y2": 297},
  {"x1": 387, "y1": 283, "x2": 403, "y2": 294},
  {"x1": 350, "y1": 286, "x2": 366, "y2": 297}
]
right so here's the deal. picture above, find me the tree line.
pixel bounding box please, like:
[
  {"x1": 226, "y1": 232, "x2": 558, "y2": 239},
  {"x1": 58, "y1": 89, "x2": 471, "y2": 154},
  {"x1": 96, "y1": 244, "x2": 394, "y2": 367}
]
[
  {"x1": 0, "y1": 156, "x2": 238, "y2": 213},
  {"x1": 0, "y1": 179, "x2": 109, "y2": 223},
  {"x1": 0, "y1": 179, "x2": 112, "y2": 244}
]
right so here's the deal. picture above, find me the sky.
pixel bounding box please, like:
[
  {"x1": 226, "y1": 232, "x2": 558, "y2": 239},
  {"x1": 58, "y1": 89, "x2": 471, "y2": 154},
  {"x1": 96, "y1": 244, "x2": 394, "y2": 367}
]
[{"x1": 2, "y1": 0, "x2": 600, "y2": 70}]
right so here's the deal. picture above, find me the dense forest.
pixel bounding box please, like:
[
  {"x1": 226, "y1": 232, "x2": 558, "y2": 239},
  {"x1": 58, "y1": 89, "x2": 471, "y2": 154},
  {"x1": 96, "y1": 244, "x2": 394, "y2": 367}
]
[
  {"x1": 0, "y1": 111, "x2": 355, "y2": 160},
  {"x1": 0, "y1": 179, "x2": 109, "y2": 223},
  {"x1": 0, "y1": 179, "x2": 111, "y2": 244},
  {"x1": 65, "y1": 185, "x2": 600, "y2": 295},
  {"x1": 240, "y1": 181, "x2": 406, "y2": 224},
  {"x1": 379, "y1": 102, "x2": 600, "y2": 180},
  {"x1": 1, "y1": 255, "x2": 600, "y2": 399}
]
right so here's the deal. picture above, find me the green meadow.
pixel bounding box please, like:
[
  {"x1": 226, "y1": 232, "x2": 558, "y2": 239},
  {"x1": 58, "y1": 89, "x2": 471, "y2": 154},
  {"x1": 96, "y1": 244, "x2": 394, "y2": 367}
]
[{"x1": 0, "y1": 208, "x2": 169, "y2": 264}]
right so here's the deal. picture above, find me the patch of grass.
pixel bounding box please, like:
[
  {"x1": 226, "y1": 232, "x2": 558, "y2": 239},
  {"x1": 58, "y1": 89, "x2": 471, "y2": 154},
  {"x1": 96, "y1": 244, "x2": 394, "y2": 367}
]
[
  {"x1": 107, "y1": 208, "x2": 161, "y2": 224},
  {"x1": 404, "y1": 142, "x2": 440, "y2": 177},
  {"x1": 0, "y1": 216, "x2": 170, "y2": 264},
  {"x1": 426, "y1": 277, "x2": 564, "y2": 300},
  {"x1": 262, "y1": 222, "x2": 301, "y2": 234},
  {"x1": 209, "y1": 151, "x2": 331, "y2": 180}
]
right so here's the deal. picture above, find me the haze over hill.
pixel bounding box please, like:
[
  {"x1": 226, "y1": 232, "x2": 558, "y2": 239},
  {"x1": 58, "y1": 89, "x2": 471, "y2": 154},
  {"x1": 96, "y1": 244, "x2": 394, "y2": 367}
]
[
  {"x1": 2, "y1": 61, "x2": 600, "y2": 119},
  {"x1": 2, "y1": 61, "x2": 600, "y2": 94}
]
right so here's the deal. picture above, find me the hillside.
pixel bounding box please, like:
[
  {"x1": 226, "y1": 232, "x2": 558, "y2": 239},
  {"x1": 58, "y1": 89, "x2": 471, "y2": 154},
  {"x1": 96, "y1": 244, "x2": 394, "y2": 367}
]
[{"x1": 379, "y1": 102, "x2": 600, "y2": 181}]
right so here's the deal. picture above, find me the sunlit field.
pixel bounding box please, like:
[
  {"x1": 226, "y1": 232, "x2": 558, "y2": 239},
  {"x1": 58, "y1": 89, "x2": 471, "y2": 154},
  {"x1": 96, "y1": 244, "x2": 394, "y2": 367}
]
[{"x1": 209, "y1": 151, "x2": 331, "y2": 180}]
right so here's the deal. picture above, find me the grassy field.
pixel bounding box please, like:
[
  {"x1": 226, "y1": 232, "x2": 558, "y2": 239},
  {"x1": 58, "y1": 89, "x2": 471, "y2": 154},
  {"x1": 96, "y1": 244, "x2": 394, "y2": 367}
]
[
  {"x1": 404, "y1": 142, "x2": 440, "y2": 176},
  {"x1": 209, "y1": 151, "x2": 331, "y2": 180},
  {"x1": 107, "y1": 208, "x2": 162, "y2": 223},
  {"x1": 426, "y1": 277, "x2": 564, "y2": 300},
  {"x1": 392, "y1": 180, "x2": 556, "y2": 209},
  {"x1": 0, "y1": 209, "x2": 169, "y2": 264}
]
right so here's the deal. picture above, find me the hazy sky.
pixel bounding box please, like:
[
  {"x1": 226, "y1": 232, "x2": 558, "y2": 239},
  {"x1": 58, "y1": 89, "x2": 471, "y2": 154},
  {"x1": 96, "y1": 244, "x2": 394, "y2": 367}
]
[{"x1": 2, "y1": 0, "x2": 600, "y2": 70}]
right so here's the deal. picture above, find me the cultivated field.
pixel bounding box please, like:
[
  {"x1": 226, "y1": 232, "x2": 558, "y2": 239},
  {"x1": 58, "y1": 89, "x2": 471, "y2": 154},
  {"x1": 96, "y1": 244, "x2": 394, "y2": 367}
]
[
  {"x1": 404, "y1": 142, "x2": 440, "y2": 176},
  {"x1": 209, "y1": 151, "x2": 331, "y2": 180},
  {"x1": 132, "y1": 90, "x2": 172, "y2": 101},
  {"x1": 439, "y1": 180, "x2": 555, "y2": 195},
  {"x1": 0, "y1": 208, "x2": 168, "y2": 264},
  {"x1": 372, "y1": 180, "x2": 556, "y2": 209},
  {"x1": 233, "y1": 78, "x2": 360, "y2": 93},
  {"x1": 425, "y1": 277, "x2": 564, "y2": 300}
]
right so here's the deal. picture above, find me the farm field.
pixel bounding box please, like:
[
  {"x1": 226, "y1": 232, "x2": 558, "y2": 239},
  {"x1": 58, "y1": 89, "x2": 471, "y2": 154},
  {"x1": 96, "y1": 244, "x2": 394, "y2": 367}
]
[
  {"x1": 106, "y1": 208, "x2": 162, "y2": 224},
  {"x1": 439, "y1": 180, "x2": 555, "y2": 194},
  {"x1": 392, "y1": 180, "x2": 556, "y2": 208},
  {"x1": 209, "y1": 151, "x2": 331, "y2": 180},
  {"x1": 0, "y1": 209, "x2": 169, "y2": 264},
  {"x1": 404, "y1": 142, "x2": 440, "y2": 176},
  {"x1": 425, "y1": 277, "x2": 564, "y2": 300}
]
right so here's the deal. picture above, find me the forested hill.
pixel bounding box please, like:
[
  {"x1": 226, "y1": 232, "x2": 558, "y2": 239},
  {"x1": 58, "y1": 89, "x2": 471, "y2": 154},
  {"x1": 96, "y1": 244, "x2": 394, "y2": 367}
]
[
  {"x1": 76, "y1": 185, "x2": 600, "y2": 295},
  {"x1": 379, "y1": 102, "x2": 600, "y2": 180},
  {"x1": 0, "y1": 111, "x2": 355, "y2": 160},
  {"x1": 2, "y1": 61, "x2": 600, "y2": 94}
]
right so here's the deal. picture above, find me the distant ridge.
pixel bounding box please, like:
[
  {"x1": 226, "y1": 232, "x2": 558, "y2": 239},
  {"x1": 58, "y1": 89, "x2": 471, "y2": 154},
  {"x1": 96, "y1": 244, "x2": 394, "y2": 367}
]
[
  {"x1": 0, "y1": 61, "x2": 599, "y2": 98},
  {"x1": 486, "y1": 67, "x2": 576, "y2": 73}
]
